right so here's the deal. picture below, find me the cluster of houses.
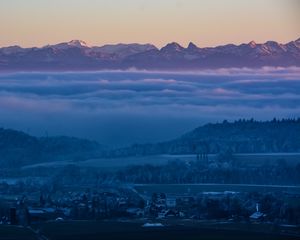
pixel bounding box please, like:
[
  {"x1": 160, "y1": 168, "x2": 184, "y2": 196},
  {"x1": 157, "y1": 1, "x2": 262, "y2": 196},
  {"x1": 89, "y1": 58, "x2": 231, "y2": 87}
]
[
  {"x1": 6, "y1": 188, "x2": 144, "y2": 225},
  {"x1": 1, "y1": 186, "x2": 299, "y2": 227}
]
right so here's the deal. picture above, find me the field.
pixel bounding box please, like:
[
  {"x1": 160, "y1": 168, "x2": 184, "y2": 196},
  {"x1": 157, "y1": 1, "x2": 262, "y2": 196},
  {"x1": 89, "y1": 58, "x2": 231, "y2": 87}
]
[
  {"x1": 234, "y1": 153, "x2": 300, "y2": 167},
  {"x1": 33, "y1": 220, "x2": 300, "y2": 240},
  {"x1": 0, "y1": 225, "x2": 36, "y2": 240},
  {"x1": 134, "y1": 183, "x2": 300, "y2": 195},
  {"x1": 22, "y1": 153, "x2": 300, "y2": 170}
]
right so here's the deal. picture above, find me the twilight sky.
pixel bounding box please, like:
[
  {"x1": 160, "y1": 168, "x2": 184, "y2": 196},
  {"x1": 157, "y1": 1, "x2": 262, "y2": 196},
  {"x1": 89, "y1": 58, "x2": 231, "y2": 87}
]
[{"x1": 0, "y1": 0, "x2": 299, "y2": 48}]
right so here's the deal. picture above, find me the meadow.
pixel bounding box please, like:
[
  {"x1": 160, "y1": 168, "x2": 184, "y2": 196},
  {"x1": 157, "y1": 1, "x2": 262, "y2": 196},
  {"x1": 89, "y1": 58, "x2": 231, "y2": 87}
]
[
  {"x1": 32, "y1": 220, "x2": 300, "y2": 240},
  {"x1": 134, "y1": 183, "x2": 300, "y2": 195},
  {"x1": 22, "y1": 153, "x2": 300, "y2": 171}
]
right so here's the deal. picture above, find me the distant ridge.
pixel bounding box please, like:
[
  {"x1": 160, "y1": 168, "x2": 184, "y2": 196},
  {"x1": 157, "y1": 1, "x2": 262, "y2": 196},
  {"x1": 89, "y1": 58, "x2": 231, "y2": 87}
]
[
  {"x1": 104, "y1": 119, "x2": 300, "y2": 157},
  {"x1": 0, "y1": 38, "x2": 299, "y2": 70},
  {"x1": 0, "y1": 128, "x2": 103, "y2": 168},
  {"x1": 1, "y1": 119, "x2": 300, "y2": 168}
]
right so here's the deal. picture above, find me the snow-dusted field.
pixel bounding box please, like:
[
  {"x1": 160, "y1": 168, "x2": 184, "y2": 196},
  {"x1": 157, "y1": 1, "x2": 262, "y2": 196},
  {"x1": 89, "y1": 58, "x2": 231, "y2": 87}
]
[
  {"x1": 134, "y1": 183, "x2": 300, "y2": 195},
  {"x1": 22, "y1": 153, "x2": 300, "y2": 170}
]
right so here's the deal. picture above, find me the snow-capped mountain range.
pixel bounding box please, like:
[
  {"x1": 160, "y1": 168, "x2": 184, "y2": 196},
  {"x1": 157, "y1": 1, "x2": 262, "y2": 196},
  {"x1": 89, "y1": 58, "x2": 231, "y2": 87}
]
[{"x1": 0, "y1": 38, "x2": 299, "y2": 70}]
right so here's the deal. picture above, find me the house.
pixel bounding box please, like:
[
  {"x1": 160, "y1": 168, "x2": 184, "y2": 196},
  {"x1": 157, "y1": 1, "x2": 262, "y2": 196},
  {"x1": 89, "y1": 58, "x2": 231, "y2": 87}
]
[
  {"x1": 176, "y1": 196, "x2": 195, "y2": 209},
  {"x1": 166, "y1": 196, "x2": 176, "y2": 208},
  {"x1": 249, "y1": 211, "x2": 264, "y2": 221},
  {"x1": 28, "y1": 207, "x2": 57, "y2": 223},
  {"x1": 249, "y1": 203, "x2": 265, "y2": 221},
  {"x1": 126, "y1": 207, "x2": 144, "y2": 217},
  {"x1": 142, "y1": 223, "x2": 164, "y2": 228},
  {"x1": 152, "y1": 193, "x2": 167, "y2": 209}
]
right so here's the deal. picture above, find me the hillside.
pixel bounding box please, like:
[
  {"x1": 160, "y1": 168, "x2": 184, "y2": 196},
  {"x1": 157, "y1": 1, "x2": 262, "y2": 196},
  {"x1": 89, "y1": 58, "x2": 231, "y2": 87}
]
[
  {"x1": 1, "y1": 119, "x2": 300, "y2": 168},
  {"x1": 106, "y1": 119, "x2": 300, "y2": 157},
  {"x1": 0, "y1": 128, "x2": 103, "y2": 168}
]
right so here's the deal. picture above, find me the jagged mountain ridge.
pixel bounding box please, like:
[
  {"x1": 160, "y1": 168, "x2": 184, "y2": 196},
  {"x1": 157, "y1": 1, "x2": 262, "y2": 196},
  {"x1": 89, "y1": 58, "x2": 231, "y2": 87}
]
[{"x1": 0, "y1": 38, "x2": 299, "y2": 70}]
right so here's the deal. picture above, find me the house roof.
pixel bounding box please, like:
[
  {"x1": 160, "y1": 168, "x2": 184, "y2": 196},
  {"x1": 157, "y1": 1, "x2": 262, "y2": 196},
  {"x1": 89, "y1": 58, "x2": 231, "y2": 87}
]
[{"x1": 250, "y1": 211, "x2": 264, "y2": 219}]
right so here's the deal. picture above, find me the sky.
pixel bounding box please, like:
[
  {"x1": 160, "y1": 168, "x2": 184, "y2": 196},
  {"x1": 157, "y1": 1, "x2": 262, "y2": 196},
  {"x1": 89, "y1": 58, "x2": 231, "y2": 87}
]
[
  {"x1": 0, "y1": 0, "x2": 299, "y2": 48},
  {"x1": 0, "y1": 69, "x2": 299, "y2": 146}
]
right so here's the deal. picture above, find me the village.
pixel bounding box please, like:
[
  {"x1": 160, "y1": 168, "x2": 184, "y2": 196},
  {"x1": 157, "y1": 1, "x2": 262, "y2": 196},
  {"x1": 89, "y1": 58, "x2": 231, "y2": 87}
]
[{"x1": 1, "y1": 182, "x2": 300, "y2": 232}]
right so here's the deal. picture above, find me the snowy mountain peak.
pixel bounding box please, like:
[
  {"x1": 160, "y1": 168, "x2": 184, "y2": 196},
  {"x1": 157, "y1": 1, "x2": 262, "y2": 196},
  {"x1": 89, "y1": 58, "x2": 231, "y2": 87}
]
[
  {"x1": 294, "y1": 38, "x2": 300, "y2": 47},
  {"x1": 67, "y1": 40, "x2": 89, "y2": 48},
  {"x1": 161, "y1": 42, "x2": 184, "y2": 52},
  {"x1": 44, "y1": 40, "x2": 90, "y2": 50},
  {"x1": 0, "y1": 45, "x2": 23, "y2": 55},
  {"x1": 1, "y1": 38, "x2": 300, "y2": 70},
  {"x1": 248, "y1": 41, "x2": 257, "y2": 48},
  {"x1": 187, "y1": 42, "x2": 199, "y2": 51}
]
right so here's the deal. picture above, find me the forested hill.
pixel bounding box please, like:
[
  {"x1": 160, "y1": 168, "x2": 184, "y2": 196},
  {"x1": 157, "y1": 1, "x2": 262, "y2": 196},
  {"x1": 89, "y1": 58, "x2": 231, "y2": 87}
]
[
  {"x1": 1, "y1": 119, "x2": 300, "y2": 167},
  {"x1": 0, "y1": 128, "x2": 103, "y2": 168},
  {"x1": 106, "y1": 119, "x2": 300, "y2": 157}
]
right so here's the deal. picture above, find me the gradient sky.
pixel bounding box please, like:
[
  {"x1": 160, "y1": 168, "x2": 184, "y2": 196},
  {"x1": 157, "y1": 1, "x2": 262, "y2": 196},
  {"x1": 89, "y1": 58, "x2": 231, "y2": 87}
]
[{"x1": 0, "y1": 0, "x2": 299, "y2": 48}]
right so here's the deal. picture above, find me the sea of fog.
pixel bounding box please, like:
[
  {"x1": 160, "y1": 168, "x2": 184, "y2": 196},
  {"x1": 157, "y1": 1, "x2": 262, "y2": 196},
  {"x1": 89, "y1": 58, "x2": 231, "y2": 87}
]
[{"x1": 0, "y1": 68, "x2": 300, "y2": 146}]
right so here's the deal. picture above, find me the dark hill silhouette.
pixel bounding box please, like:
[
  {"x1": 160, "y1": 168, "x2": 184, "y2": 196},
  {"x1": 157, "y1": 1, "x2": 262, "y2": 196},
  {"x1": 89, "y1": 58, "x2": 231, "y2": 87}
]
[
  {"x1": 0, "y1": 128, "x2": 103, "y2": 168},
  {"x1": 1, "y1": 119, "x2": 300, "y2": 167},
  {"x1": 106, "y1": 119, "x2": 300, "y2": 157}
]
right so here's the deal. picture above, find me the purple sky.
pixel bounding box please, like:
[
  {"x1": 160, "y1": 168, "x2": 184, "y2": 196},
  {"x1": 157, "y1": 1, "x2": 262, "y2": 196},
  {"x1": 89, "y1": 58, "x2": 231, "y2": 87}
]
[
  {"x1": 0, "y1": 68, "x2": 299, "y2": 146},
  {"x1": 0, "y1": 0, "x2": 299, "y2": 48}
]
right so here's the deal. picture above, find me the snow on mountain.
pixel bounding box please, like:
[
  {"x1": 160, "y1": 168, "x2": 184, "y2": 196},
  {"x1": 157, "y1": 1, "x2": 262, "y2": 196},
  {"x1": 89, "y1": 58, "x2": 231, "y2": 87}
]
[
  {"x1": 160, "y1": 42, "x2": 185, "y2": 53},
  {"x1": 91, "y1": 43, "x2": 157, "y2": 58},
  {"x1": 44, "y1": 40, "x2": 90, "y2": 50},
  {"x1": 0, "y1": 38, "x2": 299, "y2": 70},
  {"x1": 248, "y1": 41, "x2": 257, "y2": 48},
  {"x1": 67, "y1": 40, "x2": 89, "y2": 48},
  {"x1": 295, "y1": 38, "x2": 300, "y2": 47},
  {"x1": 187, "y1": 42, "x2": 199, "y2": 51},
  {"x1": 0, "y1": 45, "x2": 28, "y2": 55}
]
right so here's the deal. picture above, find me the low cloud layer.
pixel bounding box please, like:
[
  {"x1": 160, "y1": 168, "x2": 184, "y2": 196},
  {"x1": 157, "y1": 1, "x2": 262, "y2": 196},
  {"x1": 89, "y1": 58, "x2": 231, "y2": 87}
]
[{"x1": 0, "y1": 68, "x2": 300, "y2": 146}]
